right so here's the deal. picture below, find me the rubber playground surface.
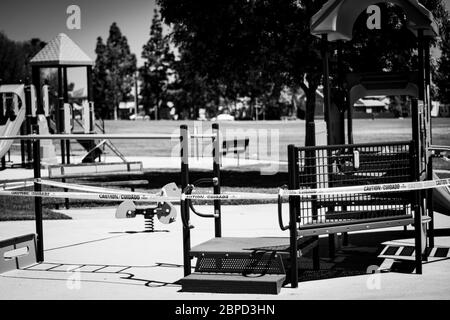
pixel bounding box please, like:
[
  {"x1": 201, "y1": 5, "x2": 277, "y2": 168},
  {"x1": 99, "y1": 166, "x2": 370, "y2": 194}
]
[{"x1": 1, "y1": 203, "x2": 450, "y2": 300}]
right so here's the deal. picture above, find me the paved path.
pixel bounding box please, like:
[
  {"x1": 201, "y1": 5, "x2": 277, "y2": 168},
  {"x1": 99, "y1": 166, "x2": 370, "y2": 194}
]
[{"x1": 1, "y1": 204, "x2": 450, "y2": 299}]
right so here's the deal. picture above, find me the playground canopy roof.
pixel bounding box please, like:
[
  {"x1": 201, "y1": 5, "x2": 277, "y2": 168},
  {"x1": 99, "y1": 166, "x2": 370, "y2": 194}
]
[
  {"x1": 30, "y1": 33, "x2": 94, "y2": 67},
  {"x1": 311, "y1": 0, "x2": 439, "y2": 41}
]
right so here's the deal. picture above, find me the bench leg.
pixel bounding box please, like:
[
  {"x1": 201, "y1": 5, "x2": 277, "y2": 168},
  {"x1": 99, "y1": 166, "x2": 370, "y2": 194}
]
[
  {"x1": 342, "y1": 232, "x2": 349, "y2": 246},
  {"x1": 328, "y1": 234, "x2": 335, "y2": 259},
  {"x1": 313, "y1": 237, "x2": 320, "y2": 270}
]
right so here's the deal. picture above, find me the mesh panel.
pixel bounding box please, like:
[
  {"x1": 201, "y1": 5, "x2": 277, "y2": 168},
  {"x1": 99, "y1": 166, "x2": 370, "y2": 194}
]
[
  {"x1": 195, "y1": 253, "x2": 285, "y2": 275},
  {"x1": 294, "y1": 142, "x2": 414, "y2": 229}
]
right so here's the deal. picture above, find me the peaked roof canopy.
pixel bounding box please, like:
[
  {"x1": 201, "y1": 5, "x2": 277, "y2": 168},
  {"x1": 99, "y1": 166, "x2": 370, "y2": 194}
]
[
  {"x1": 30, "y1": 33, "x2": 94, "y2": 67},
  {"x1": 311, "y1": 0, "x2": 439, "y2": 41}
]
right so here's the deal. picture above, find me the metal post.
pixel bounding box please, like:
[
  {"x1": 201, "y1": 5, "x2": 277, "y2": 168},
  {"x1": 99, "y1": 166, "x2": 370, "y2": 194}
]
[
  {"x1": 31, "y1": 66, "x2": 42, "y2": 114},
  {"x1": 57, "y1": 67, "x2": 65, "y2": 164},
  {"x1": 24, "y1": 85, "x2": 33, "y2": 168},
  {"x1": 288, "y1": 145, "x2": 299, "y2": 288},
  {"x1": 32, "y1": 125, "x2": 44, "y2": 262},
  {"x1": 87, "y1": 66, "x2": 94, "y2": 133},
  {"x1": 180, "y1": 125, "x2": 191, "y2": 276},
  {"x1": 427, "y1": 157, "x2": 434, "y2": 248},
  {"x1": 212, "y1": 123, "x2": 222, "y2": 238},
  {"x1": 411, "y1": 118, "x2": 423, "y2": 274},
  {"x1": 20, "y1": 124, "x2": 26, "y2": 167},
  {"x1": 63, "y1": 67, "x2": 71, "y2": 165},
  {"x1": 321, "y1": 34, "x2": 331, "y2": 143}
]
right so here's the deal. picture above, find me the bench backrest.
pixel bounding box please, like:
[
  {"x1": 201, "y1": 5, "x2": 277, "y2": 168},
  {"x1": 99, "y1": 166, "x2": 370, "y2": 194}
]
[{"x1": 222, "y1": 138, "x2": 249, "y2": 156}]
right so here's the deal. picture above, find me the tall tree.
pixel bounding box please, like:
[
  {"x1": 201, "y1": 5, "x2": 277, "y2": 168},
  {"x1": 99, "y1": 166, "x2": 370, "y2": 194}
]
[
  {"x1": 92, "y1": 37, "x2": 109, "y2": 119},
  {"x1": 158, "y1": 0, "x2": 326, "y2": 141},
  {"x1": 435, "y1": 2, "x2": 450, "y2": 104},
  {"x1": 0, "y1": 32, "x2": 46, "y2": 84},
  {"x1": 140, "y1": 8, "x2": 175, "y2": 119},
  {"x1": 94, "y1": 23, "x2": 137, "y2": 120},
  {"x1": 159, "y1": 0, "x2": 448, "y2": 141}
]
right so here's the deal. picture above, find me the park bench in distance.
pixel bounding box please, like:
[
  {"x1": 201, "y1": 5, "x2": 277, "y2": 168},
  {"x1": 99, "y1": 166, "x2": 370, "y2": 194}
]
[{"x1": 222, "y1": 138, "x2": 250, "y2": 166}]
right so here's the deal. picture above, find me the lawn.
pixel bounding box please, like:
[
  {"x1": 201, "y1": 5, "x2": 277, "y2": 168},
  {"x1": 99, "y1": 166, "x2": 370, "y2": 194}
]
[
  {"x1": 66, "y1": 118, "x2": 450, "y2": 162},
  {"x1": 1, "y1": 118, "x2": 449, "y2": 221}
]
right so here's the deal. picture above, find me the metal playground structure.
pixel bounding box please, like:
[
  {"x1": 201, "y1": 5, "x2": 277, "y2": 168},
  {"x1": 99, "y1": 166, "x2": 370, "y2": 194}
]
[{"x1": 2, "y1": 0, "x2": 450, "y2": 295}]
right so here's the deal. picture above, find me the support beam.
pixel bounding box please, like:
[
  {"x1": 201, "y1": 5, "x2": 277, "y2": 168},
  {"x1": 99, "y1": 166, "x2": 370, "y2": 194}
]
[{"x1": 32, "y1": 125, "x2": 44, "y2": 262}]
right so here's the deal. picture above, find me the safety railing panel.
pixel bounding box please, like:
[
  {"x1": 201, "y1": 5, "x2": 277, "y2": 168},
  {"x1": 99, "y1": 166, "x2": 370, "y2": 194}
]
[{"x1": 291, "y1": 141, "x2": 415, "y2": 229}]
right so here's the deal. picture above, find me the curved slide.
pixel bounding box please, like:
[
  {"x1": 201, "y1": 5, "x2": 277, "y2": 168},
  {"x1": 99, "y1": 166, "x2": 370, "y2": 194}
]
[
  {"x1": 0, "y1": 106, "x2": 26, "y2": 159},
  {"x1": 433, "y1": 172, "x2": 450, "y2": 216}
]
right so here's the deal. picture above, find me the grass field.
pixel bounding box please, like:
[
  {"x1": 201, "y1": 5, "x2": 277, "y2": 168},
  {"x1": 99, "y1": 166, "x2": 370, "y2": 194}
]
[
  {"x1": 70, "y1": 118, "x2": 450, "y2": 161},
  {"x1": 2, "y1": 118, "x2": 450, "y2": 220}
]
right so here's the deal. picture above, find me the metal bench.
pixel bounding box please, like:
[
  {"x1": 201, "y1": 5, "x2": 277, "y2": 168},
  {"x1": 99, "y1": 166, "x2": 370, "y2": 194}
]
[{"x1": 222, "y1": 138, "x2": 250, "y2": 165}]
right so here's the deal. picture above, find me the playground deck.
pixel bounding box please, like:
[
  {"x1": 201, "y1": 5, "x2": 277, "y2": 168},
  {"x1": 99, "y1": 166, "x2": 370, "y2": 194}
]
[{"x1": 1, "y1": 204, "x2": 450, "y2": 300}]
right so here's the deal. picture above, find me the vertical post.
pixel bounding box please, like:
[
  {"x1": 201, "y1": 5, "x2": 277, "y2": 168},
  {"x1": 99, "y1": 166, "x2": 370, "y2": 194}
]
[
  {"x1": 57, "y1": 67, "x2": 65, "y2": 164},
  {"x1": 24, "y1": 84, "x2": 33, "y2": 168},
  {"x1": 31, "y1": 66, "x2": 42, "y2": 115},
  {"x1": 321, "y1": 34, "x2": 331, "y2": 144},
  {"x1": 180, "y1": 125, "x2": 191, "y2": 276},
  {"x1": 410, "y1": 132, "x2": 423, "y2": 275},
  {"x1": 32, "y1": 125, "x2": 44, "y2": 262},
  {"x1": 63, "y1": 68, "x2": 71, "y2": 165},
  {"x1": 20, "y1": 124, "x2": 26, "y2": 167},
  {"x1": 58, "y1": 67, "x2": 69, "y2": 209},
  {"x1": 427, "y1": 157, "x2": 434, "y2": 248},
  {"x1": 288, "y1": 145, "x2": 299, "y2": 288},
  {"x1": 87, "y1": 66, "x2": 94, "y2": 133},
  {"x1": 212, "y1": 123, "x2": 222, "y2": 238}
]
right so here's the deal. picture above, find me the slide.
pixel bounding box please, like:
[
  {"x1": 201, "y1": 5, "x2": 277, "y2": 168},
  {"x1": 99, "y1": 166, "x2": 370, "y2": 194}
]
[
  {"x1": 433, "y1": 172, "x2": 450, "y2": 216},
  {"x1": 0, "y1": 106, "x2": 25, "y2": 159}
]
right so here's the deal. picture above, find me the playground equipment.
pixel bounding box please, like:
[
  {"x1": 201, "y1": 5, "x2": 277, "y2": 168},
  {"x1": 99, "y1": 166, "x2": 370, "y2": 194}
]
[
  {"x1": 176, "y1": 0, "x2": 447, "y2": 294},
  {"x1": 0, "y1": 83, "x2": 45, "y2": 169},
  {"x1": 2, "y1": 2, "x2": 450, "y2": 296},
  {"x1": 0, "y1": 85, "x2": 28, "y2": 159},
  {"x1": 29, "y1": 33, "x2": 128, "y2": 165},
  {"x1": 0, "y1": 124, "x2": 221, "y2": 268}
]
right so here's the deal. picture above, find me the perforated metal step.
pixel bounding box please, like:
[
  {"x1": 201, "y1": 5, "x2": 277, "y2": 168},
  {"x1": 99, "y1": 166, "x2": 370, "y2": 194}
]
[
  {"x1": 180, "y1": 273, "x2": 286, "y2": 295},
  {"x1": 195, "y1": 251, "x2": 285, "y2": 275}
]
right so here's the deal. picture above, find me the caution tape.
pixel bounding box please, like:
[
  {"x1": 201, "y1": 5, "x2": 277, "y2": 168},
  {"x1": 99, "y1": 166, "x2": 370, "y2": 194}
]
[
  {"x1": 1, "y1": 178, "x2": 449, "y2": 202},
  {"x1": 35, "y1": 179, "x2": 148, "y2": 195},
  {"x1": 281, "y1": 178, "x2": 450, "y2": 197},
  {"x1": 0, "y1": 190, "x2": 175, "y2": 202},
  {"x1": 0, "y1": 181, "x2": 34, "y2": 190}
]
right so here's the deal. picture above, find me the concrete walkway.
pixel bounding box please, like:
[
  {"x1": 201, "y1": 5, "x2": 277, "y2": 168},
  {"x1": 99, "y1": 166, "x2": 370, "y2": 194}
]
[{"x1": 1, "y1": 204, "x2": 450, "y2": 300}]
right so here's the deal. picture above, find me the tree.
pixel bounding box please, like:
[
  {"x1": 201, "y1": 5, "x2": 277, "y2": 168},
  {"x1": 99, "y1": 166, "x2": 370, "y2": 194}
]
[
  {"x1": 159, "y1": 0, "x2": 448, "y2": 140},
  {"x1": 93, "y1": 23, "x2": 137, "y2": 120},
  {"x1": 158, "y1": 0, "x2": 327, "y2": 141},
  {"x1": 140, "y1": 8, "x2": 175, "y2": 119},
  {"x1": 92, "y1": 37, "x2": 109, "y2": 119},
  {"x1": 0, "y1": 32, "x2": 46, "y2": 84},
  {"x1": 435, "y1": 2, "x2": 450, "y2": 104}
]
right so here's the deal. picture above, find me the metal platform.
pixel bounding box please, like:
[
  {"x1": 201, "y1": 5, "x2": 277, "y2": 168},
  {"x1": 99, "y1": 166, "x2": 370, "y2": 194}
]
[
  {"x1": 180, "y1": 236, "x2": 317, "y2": 294},
  {"x1": 190, "y1": 237, "x2": 317, "y2": 257}
]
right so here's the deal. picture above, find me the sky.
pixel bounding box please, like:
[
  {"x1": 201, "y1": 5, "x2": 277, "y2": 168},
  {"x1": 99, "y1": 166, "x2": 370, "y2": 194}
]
[
  {"x1": 1, "y1": 0, "x2": 449, "y2": 90},
  {"x1": 1, "y1": 0, "x2": 449, "y2": 65},
  {"x1": 0, "y1": 0, "x2": 157, "y2": 66}
]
